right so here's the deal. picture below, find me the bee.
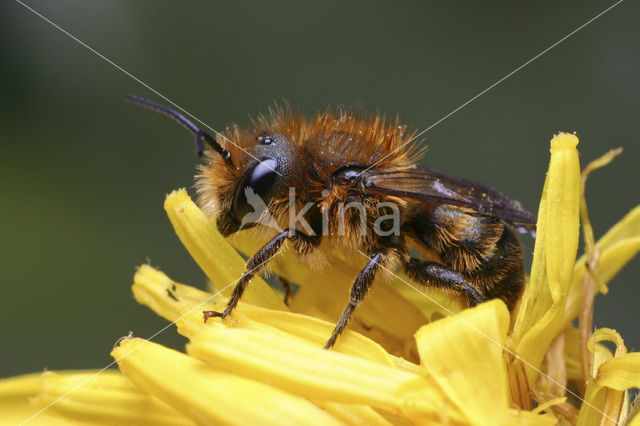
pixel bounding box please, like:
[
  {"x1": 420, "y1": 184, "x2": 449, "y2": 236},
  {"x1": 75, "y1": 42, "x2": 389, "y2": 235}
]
[{"x1": 127, "y1": 95, "x2": 536, "y2": 348}]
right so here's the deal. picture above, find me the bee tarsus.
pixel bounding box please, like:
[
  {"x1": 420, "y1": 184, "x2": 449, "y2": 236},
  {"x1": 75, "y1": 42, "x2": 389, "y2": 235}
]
[{"x1": 324, "y1": 248, "x2": 388, "y2": 349}]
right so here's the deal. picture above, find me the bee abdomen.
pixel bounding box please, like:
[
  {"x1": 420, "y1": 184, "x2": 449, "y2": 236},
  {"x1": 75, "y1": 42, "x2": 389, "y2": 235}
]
[
  {"x1": 412, "y1": 204, "x2": 525, "y2": 309},
  {"x1": 476, "y1": 227, "x2": 525, "y2": 310}
]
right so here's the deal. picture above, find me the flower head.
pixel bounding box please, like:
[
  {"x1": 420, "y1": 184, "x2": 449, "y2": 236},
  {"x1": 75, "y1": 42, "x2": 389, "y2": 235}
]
[{"x1": 3, "y1": 133, "x2": 640, "y2": 425}]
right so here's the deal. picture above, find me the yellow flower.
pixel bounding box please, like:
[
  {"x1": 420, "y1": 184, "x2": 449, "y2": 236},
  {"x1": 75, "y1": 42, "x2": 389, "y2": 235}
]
[{"x1": 3, "y1": 132, "x2": 640, "y2": 425}]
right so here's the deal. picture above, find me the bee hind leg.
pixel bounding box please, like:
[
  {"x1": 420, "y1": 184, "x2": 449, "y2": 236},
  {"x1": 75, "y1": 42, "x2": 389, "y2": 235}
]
[
  {"x1": 403, "y1": 258, "x2": 486, "y2": 306},
  {"x1": 324, "y1": 248, "x2": 387, "y2": 349}
]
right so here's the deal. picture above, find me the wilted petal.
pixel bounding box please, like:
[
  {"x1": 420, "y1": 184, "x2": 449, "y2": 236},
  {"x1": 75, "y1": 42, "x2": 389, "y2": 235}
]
[
  {"x1": 31, "y1": 370, "x2": 191, "y2": 425},
  {"x1": 112, "y1": 338, "x2": 340, "y2": 426}
]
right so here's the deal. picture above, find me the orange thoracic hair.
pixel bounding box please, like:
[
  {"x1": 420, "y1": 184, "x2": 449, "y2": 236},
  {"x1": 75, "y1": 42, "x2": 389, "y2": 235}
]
[{"x1": 196, "y1": 106, "x2": 424, "y2": 220}]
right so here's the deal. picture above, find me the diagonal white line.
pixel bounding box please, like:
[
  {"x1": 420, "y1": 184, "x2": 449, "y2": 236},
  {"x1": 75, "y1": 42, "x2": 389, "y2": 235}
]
[
  {"x1": 12, "y1": 0, "x2": 282, "y2": 176},
  {"x1": 355, "y1": 249, "x2": 618, "y2": 424},
  {"x1": 20, "y1": 250, "x2": 284, "y2": 425},
  {"x1": 359, "y1": 0, "x2": 625, "y2": 176},
  {"x1": 13, "y1": 0, "x2": 625, "y2": 424}
]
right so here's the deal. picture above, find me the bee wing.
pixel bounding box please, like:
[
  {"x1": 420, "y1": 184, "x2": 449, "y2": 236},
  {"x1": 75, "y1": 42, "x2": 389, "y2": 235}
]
[{"x1": 364, "y1": 166, "x2": 537, "y2": 233}]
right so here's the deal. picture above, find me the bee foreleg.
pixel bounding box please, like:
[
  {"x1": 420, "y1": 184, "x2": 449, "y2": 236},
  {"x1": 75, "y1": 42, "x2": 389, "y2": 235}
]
[
  {"x1": 403, "y1": 258, "x2": 486, "y2": 306},
  {"x1": 203, "y1": 229, "x2": 316, "y2": 321},
  {"x1": 324, "y1": 248, "x2": 387, "y2": 349}
]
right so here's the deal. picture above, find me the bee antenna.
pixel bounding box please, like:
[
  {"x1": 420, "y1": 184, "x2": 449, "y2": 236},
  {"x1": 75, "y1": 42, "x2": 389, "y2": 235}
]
[{"x1": 125, "y1": 94, "x2": 233, "y2": 165}]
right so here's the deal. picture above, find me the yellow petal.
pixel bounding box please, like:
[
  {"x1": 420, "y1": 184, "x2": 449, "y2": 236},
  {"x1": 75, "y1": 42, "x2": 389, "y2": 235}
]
[
  {"x1": 231, "y1": 304, "x2": 398, "y2": 367},
  {"x1": 587, "y1": 204, "x2": 640, "y2": 249},
  {"x1": 112, "y1": 338, "x2": 340, "y2": 426},
  {"x1": 415, "y1": 299, "x2": 511, "y2": 425},
  {"x1": 133, "y1": 264, "x2": 400, "y2": 367},
  {"x1": 505, "y1": 409, "x2": 557, "y2": 425},
  {"x1": 512, "y1": 133, "x2": 581, "y2": 382},
  {"x1": 315, "y1": 401, "x2": 394, "y2": 426},
  {"x1": 531, "y1": 397, "x2": 567, "y2": 415},
  {"x1": 576, "y1": 379, "x2": 629, "y2": 426},
  {"x1": 31, "y1": 370, "x2": 191, "y2": 425},
  {"x1": 164, "y1": 189, "x2": 285, "y2": 311},
  {"x1": 231, "y1": 231, "x2": 428, "y2": 353},
  {"x1": 563, "y1": 326, "x2": 582, "y2": 381},
  {"x1": 0, "y1": 372, "x2": 70, "y2": 426},
  {"x1": 577, "y1": 329, "x2": 628, "y2": 425},
  {"x1": 186, "y1": 326, "x2": 429, "y2": 408},
  {"x1": 388, "y1": 278, "x2": 465, "y2": 322},
  {"x1": 577, "y1": 385, "x2": 614, "y2": 426},
  {"x1": 596, "y1": 353, "x2": 640, "y2": 391},
  {"x1": 132, "y1": 264, "x2": 224, "y2": 338},
  {"x1": 563, "y1": 205, "x2": 640, "y2": 326}
]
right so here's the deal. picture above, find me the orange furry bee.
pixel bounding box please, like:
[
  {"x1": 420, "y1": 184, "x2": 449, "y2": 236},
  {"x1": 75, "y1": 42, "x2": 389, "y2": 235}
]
[{"x1": 127, "y1": 95, "x2": 536, "y2": 348}]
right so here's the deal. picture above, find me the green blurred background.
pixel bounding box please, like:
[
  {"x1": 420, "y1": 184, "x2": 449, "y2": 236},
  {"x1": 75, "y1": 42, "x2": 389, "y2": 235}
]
[{"x1": 1, "y1": 1, "x2": 638, "y2": 378}]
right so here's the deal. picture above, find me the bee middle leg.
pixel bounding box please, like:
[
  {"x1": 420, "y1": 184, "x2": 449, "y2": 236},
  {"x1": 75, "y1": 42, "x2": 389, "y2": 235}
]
[
  {"x1": 203, "y1": 229, "x2": 317, "y2": 321},
  {"x1": 403, "y1": 258, "x2": 486, "y2": 306},
  {"x1": 324, "y1": 248, "x2": 387, "y2": 349}
]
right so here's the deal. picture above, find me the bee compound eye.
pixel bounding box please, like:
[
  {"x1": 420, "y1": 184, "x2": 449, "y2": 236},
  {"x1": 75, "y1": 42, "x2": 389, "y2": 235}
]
[{"x1": 232, "y1": 157, "x2": 279, "y2": 224}]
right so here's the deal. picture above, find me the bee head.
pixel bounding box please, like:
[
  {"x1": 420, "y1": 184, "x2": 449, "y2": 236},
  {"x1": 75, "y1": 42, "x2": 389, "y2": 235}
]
[
  {"x1": 125, "y1": 95, "x2": 299, "y2": 237},
  {"x1": 197, "y1": 128, "x2": 298, "y2": 237}
]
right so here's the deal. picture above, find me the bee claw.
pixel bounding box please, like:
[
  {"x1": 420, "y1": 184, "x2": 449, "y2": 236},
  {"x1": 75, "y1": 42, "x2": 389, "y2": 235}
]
[{"x1": 203, "y1": 310, "x2": 225, "y2": 322}]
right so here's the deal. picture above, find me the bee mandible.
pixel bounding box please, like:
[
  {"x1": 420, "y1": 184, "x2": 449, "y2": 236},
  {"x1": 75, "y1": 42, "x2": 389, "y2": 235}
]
[{"x1": 127, "y1": 95, "x2": 536, "y2": 348}]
